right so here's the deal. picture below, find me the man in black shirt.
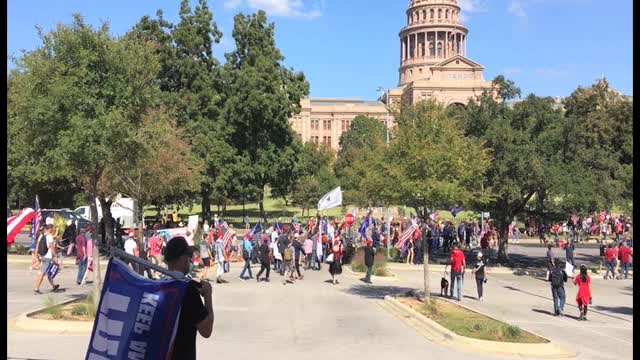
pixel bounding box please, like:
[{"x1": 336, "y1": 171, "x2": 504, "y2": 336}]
[
  {"x1": 256, "y1": 238, "x2": 271, "y2": 282},
  {"x1": 164, "y1": 236, "x2": 214, "y2": 360}
]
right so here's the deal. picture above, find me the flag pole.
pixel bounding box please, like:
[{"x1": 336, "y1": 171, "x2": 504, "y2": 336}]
[{"x1": 110, "y1": 248, "x2": 184, "y2": 280}]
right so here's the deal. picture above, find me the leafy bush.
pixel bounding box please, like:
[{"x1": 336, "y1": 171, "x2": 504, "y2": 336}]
[
  {"x1": 351, "y1": 247, "x2": 390, "y2": 276},
  {"x1": 8, "y1": 244, "x2": 30, "y2": 255},
  {"x1": 504, "y1": 325, "x2": 522, "y2": 338}
]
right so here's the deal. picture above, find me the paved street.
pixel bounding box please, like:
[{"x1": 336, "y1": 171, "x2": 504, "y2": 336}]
[{"x1": 7, "y1": 254, "x2": 634, "y2": 360}]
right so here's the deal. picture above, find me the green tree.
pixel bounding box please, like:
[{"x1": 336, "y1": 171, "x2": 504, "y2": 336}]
[
  {"x1": 128, "y1": 0, "x2": 235, "y2": 222},
  {"x1": 461, "y1": 77, "x2": 568, "y2": 264},
  {"x1": 222, "y1": 11, "x2": 309, "y2": 222},
  {"x1": 289, "y1": 142, "x2": 338, "y2": 212},
  {"x1": 8, "y1": 15, "x2": 161, "y2": 297},
  {"x1": 335, "y1": 115, "x2": 388, "y2": 206}
]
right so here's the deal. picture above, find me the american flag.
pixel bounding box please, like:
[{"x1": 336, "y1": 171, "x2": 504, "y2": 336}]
[
  {"x1": 220, "y1": 221, "x2": 235, "y2": 250},
  {"x1": 395, "y1": 223, "x2": 418, "y2": 249}
]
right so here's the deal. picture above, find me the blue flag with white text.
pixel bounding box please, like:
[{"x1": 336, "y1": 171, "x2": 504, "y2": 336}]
[{"x1": 85, "y1": 258, "x2": 188, "y2": 360}]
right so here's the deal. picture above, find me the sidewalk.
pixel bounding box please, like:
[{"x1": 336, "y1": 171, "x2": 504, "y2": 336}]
[{"x1": 390, "y1": 267, "x2": 633, "y2": 360}]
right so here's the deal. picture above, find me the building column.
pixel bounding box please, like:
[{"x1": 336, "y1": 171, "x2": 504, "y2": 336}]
[
  {"x1": 464, "y1": 35, "x2": 467, "y2": 56},
  {"x1": 445, "y1": 31, "x2": 448, "y2": 58},
  {"x1": 414, "y1": 33, "x2": 418, "y2": 59},
  {"x1": 401, "y1": 36, "x2": 405, "y2": 62}
]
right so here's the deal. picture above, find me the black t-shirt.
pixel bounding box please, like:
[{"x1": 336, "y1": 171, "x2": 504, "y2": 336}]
[
  {"x1": 259, "y1": 243, "x2": 271, "y2": 264},
  {"x1": 172, "y1": 281, "x2": 208, "y2": 360}
]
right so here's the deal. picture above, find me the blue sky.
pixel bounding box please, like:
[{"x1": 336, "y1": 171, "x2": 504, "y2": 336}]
[{"x1": 8, "y1": 0, "x2": 633, "y2": 99}]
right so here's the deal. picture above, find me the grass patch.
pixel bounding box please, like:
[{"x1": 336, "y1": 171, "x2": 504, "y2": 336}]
[
  {"x1": 350, "y1": 247, "x2": 391, "y2": 276},
  {"x1": 33, "y1": 295, "x2": 96, "y2": 321},
  {"x1": 397, "y1": 296, "x2": 547, "y2": 343}
]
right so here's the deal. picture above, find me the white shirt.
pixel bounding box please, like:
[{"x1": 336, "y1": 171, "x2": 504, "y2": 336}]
[
  {"x1": 271, "y1": 231, "x2": 279, "y2": 243},
  {"x1": 44, "y1": 234, "x2": 55, "y2": 259},
  {"x1": 203, "y1": 224, "x2": 210, "y2": 234},
  {"x1": 124, "y1": 238, "x2": 138, "y2": 255}
]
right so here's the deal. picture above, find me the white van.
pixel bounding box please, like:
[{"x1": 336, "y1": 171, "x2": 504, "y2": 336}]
[{"x1": 74, "y1": 195, "x2": 138, "y2": 230}]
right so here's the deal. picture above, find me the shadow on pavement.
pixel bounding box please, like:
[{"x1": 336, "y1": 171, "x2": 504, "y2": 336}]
[
  {"x1": 532, "y1": 308, "x2": 581, "y2": 321},
  {"x1": 593, "y1": 305, "x2": 633, "y2": 315},
  {"x1": 344, "y1": 284, "x2": 416, "y2": 299}
]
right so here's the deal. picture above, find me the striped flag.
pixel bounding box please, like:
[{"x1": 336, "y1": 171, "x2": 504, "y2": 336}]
[
  {"x1": 7, "y1": 208, "x2": 37, "y2": 246},
  {"x1": 220, "y1": 221, "x2": 235, "y2": 250},
  {"x1": 395, "y1": 223, "x2": 418, "y2": 250}
]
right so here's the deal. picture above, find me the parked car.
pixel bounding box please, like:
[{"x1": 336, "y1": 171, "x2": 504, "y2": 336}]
[
  {"x1": 40, "y1": 209, "x2": 93, "y2": 234},
  {"x1": 74, "y1": 195, "x2": 137, "y2": 230}
]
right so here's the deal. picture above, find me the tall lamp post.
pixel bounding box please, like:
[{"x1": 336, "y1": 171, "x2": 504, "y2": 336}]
[{"x1": 376, "y1": 86, "x2": 392, "y2": 259}]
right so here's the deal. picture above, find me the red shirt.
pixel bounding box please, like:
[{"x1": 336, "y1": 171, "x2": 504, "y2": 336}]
[
  {"x1": 450, "y1": 248, "x2": 465, "y2": 272},
  {"x1": 618, "y1": 246, "x2": 632, "y2": 263},
  {"x1": 149, "y1": 236, "x2": 162, "y2": 256},
  {"x1": 605, "y1": 248, "x2": 617, "y2": 262},
  {"x1": 573, "y1": 275, "x2": 591, "y2": 305},
  {"x1": 615, "y1": 223, "x2": 623, "y2": 234},
  {"x1": 75, "y1": 234, "x2": 86, "y2": 258}
]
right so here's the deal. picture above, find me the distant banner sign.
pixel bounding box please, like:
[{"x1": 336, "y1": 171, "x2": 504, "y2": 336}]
[
  {"x1": 188, "y1": 215, "x2": 199, "y2": 232},
  {"x1": 157, "y1": 227, "x2": 195, "y2": 246},
  {"x1": 85, "y1": 258, "x2": 188, "y2": 360}
]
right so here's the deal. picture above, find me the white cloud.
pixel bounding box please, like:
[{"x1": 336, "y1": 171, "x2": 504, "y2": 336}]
[
  {"x1": 225, "y1": 0, "x2": 324, "y2": 19},
  {"x1": 458, "y1": 0, "x2": 486, "y2": 23},
  {"x1": 508, "y1": 0, "x2": 526, "y2": 18}
]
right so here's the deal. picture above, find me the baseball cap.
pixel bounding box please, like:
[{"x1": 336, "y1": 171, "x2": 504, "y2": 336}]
[{"x1": 163, "y1": 237, "x2": 193, "y2": 263}]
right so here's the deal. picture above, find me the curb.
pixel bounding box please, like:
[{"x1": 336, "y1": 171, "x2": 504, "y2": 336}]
[
  {"x1": 8, "y1": 297, "x2": 94, "y2": 335},
  {"x1": 382, "y1": 295, "x2": 577, "y2": 359},
  {"x1": 345, "y1": 266, "x2": 398, "y2": 281}
]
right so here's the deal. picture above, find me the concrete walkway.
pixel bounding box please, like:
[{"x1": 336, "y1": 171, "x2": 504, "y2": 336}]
[{"x1": 387, "y1": 267, "x2": 633, "y2": 360}]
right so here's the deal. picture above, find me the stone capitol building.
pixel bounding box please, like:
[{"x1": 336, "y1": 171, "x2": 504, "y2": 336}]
[{"x1": 289, "y1": 0, "x2": 493, "y2": 151}]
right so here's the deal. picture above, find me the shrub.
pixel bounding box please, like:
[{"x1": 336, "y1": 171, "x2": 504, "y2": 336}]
[
  {"x1": 504, "y1": 325, "x2": 522, "y2": 338},
  {"x1": 43, "y1": 296, "x2": 63, "y2": 319},
  {"x1": 350, "y1": 247, "x2": 390, "y2": 276},
  {"x1": 8, "y1": 244, "x2": 30, "y2": 255},
  {"x1": 422, "y1": 299, "x2": 439, "y2": 316}
]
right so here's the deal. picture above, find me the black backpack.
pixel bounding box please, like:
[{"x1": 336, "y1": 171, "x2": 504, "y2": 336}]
[
  {"x1": 37, "y1": 235, "x2": 49, "y2": 257},
  {"x1": 550, "y1": 269, "x2": 564, "y2": 287}
]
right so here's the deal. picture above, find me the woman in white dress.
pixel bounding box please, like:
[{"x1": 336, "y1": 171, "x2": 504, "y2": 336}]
[{"x1": 271, "y1": 237, "x2": 282, "y2": 272}]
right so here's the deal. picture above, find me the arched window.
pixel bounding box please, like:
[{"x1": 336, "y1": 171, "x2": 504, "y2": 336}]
[
  {"x1": 438, "y1": 9, "x2": 442, "y2": 19},
  {"x1": 429, "y1": 42, "x2": 435, "y2": 57},
  {"x1": 422, "y1": 10, "x2": 427, "y2": 20},
  {"x1": 437, "y1": 42, "x2": 443, "y2": 57},
  {"x1": 446, "y1": 9, "x2": 449, "y2": 19},
  {"x1": 430, "y1": 9, "x2": 434, "y2": 19}
]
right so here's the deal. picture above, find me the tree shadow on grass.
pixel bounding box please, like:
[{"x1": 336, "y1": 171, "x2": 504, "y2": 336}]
[{"x1": 344, "y1": 284, "x2": 417, "y2": 299}]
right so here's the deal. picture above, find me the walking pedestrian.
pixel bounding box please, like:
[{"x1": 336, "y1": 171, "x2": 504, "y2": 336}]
[
  {"x1": 617, "y1": 242, "x2": 633, "y2": 279},
  {"x1": 256, "y1": 238, "x2": 271, "y2": 282},
  {"x1": 449, "y1": 242, "x2": 466, "y2": 301},
  {"x1": 199, "y1": 234, "x2": 213, "y2": 280},
  {"x1": 282, "y1": 241, "x2": 295, "y2": 285},
  {"x1": 75, "y1": 228, "x2": 88, "y2": 285},
  {"x1": 472, "y1": 252, "x2": 487, "y2": 301},
  {"x1": 573, "y1": 265, "x2": 592, "y2": 321},
  {"x1": 213, "y1": 236, "x2": 227, "y2": 284},
  {"x1": 604, "y1": 243, "x2": 617, "y2": 279},
  {"x1": 546, "y1": 243, "x2": 556, "y2": 271},
  {"x1": 406, "y1": 237, "x2": 414, "y2": 264},
  {"x1": 364, "y1": 239, "x2": 375, "y2": 284},
  {"x1": 303, "y1": 234, "x2": 313, "y2": 270},
  {"x1": 328, "y1": 239, "x2": 343, "y2": 285},
  {"x1": 240, "y1": 236, "x2": 254, "y2": 280},
  {"x1": 548, "y1": 260, "x2": 568, "y2": 316},
  {"x1": 565, "y1": 238, "x2": 575, "y2": 273},
  {"x1": 292, "y1": 234, "x2": 304, "y2": 280},
  {"x1": 33, "y1": 225, "x2": 60, "y2": 294}
]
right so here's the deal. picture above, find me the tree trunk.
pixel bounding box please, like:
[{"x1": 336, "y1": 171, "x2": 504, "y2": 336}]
[
  {"x1": 259, "y1": 188, "x2": 267, "y2": 223},
  {"x1": 423, "y1": 229, "x2": 430, "y2": 299},
  {"x1": 201, "y1": 183, "x2": 211, "y2": 223},
  {"x1": 100, "y1": 198, "x2": 115, "y2": 250},
  {"x1": 497, "y1": 219, "x2": 510, "y2": 265},
  {"x1": 88, "y1": 178, "x2": 102, "y2": 308}
]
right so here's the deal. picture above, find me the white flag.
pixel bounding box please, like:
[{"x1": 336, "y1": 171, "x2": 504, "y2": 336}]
[{"x1": 317, "y1": 187, "x2": 343, "y2": 211}]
